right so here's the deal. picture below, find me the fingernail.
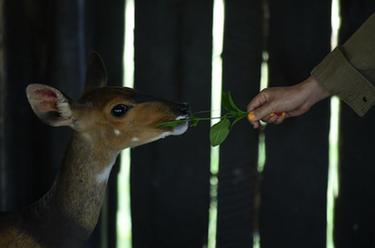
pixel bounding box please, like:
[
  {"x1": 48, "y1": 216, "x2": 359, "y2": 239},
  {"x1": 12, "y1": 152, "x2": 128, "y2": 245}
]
[
  {"x1": 247, "y1": 112, "x2": 256, "y2": 122},
  {"x1": 269, "y1": 113, "x2": 275, "y2": 117}
]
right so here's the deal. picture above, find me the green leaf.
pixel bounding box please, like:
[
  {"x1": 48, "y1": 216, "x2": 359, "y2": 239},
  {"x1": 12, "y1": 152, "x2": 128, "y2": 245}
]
[
  {"x1": 222, "y1": 91, "x2": 245, "y2": 114},
  {"x1": 210, "y1": 118, "x2": 231, "y2": 147},
  {"x1": 221, "y1": 92, "x2": 235, "y2": 112},
  {"x1": 231, "y1": 113, "x2": 247, "y2": 127},
  {"x1": 190, "y1": 118, "x2": 200, "y2": 127},
  {"x1": 158, "y1": 119, "x2": 187, "y2": 129}
]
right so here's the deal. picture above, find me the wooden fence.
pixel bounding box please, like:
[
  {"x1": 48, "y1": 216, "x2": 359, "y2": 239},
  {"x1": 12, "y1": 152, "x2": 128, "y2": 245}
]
[{"x1": 1, "y1": 0, "x2": 375, "y2": 247}]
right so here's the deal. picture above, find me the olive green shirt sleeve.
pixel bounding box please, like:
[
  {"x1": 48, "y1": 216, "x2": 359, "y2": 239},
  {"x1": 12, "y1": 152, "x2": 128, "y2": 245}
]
[{"x1": 311, "y1": 13, "x2": 375, "y2": 116}]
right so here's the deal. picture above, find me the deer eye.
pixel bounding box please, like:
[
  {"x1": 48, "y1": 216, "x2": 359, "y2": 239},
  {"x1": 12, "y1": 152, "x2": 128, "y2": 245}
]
[{"x1": 111, "y1": 104, "x2": 129, "y2": 117}]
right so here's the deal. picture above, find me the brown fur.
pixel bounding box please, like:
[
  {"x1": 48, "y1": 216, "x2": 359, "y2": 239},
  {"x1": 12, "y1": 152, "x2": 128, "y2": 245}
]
[{"x1": 0, "y1": 54, "x2": 189, "y2": 247}]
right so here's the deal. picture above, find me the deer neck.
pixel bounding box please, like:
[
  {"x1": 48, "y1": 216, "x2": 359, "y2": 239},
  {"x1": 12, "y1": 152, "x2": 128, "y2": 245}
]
[
  {"x1": 25, "y1": 131, "x2": 120, "y2": 244},
  {"x1": 54, "y1": 132, "x2": 119, "y2": 232}
]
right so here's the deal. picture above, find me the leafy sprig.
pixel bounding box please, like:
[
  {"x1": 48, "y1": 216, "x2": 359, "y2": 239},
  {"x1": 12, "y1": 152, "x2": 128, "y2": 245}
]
[
  {"x1": 158, "y1": 92, "x2": 249, "y2": 147},
  {"x1": 210, "y1": 92, "x2": 247, "y2": 146}
]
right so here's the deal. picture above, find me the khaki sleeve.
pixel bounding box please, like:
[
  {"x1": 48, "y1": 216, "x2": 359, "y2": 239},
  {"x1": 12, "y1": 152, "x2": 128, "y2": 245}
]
[{"x1": 311, "y1": 13, "x2": 375, "y2": 116}]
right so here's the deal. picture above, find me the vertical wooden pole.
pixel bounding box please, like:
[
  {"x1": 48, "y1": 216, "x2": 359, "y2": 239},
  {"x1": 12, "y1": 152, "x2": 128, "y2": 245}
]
[
  {"x1": 260, "y1": 0, "x2": 331, "y2": 247},
  {"x1": 0, "y1": 0, "x2": 5, "y2": 211},
  {"x1": 132, "y1": 0, "x2": 213, "y2": 247},
  {"x1": 216, "y1": 0, "x2": 262, "y2": 247},
  {"x1": 85, "y1": 0, "x2": 126, "y2": 247},
  {"x1": 335, "y1": 1, "x2": 375, "y2": 247}
]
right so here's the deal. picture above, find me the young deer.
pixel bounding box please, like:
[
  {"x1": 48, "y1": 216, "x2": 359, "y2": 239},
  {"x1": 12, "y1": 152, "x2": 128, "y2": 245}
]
[{"x1": 0, "y1": 53, "x2": 190, "y2": 247}]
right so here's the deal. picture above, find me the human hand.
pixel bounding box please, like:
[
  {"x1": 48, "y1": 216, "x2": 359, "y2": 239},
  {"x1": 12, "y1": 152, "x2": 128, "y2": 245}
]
[{"x1": 247, "y1": 76, "x2": 330, "y2": 128}]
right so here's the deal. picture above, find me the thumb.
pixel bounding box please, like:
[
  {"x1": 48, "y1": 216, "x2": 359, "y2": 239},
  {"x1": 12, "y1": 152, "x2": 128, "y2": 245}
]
[{"x1": 251, "y1": 103, "x2": 275, "y2": 121}]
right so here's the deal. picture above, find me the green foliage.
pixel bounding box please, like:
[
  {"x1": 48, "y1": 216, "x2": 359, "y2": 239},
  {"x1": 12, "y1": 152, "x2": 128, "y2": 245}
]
[
  {"x1": 157, "y1": 119, "x2": 187, "y2": 129},
  {"x1": 209, "y1": 118, "x2": 230, "y2": 146},
  {"x1": 158, "y1": 91, "x2": 249, "y2": 146},
  {"x1": 222, "y1": 91, "x2": 243, "y2": 113}
]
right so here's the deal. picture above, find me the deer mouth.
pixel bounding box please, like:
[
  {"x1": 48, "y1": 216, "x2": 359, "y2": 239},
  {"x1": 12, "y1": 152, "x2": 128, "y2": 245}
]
[{"x1": 170, "y1": 115, "x2": 189, "y2": 136}]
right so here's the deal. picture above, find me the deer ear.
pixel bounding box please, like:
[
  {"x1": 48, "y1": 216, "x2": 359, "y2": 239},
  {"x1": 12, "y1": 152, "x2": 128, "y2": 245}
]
[
  {"x1": 26, "y1": 84, "x2": 73, "y2": 127},
  {"x1": 84, "y1": 52, "x2": 108, "y2": 93}
]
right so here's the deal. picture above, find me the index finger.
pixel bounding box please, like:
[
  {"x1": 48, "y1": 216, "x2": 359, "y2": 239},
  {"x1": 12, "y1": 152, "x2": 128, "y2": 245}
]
[{"x1": 247, "y1": 92, "x2": 267, "y2": 112}]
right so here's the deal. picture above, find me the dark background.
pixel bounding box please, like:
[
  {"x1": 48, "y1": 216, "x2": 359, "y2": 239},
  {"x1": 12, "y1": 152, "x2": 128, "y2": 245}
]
[{"x1": 0, "y1": 0, "x2": 374, "y2": 247}]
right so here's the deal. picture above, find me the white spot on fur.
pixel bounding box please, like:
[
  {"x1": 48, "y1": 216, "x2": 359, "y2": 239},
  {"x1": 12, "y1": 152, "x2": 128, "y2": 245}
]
[
  {"x1": 171, "y1": 115, "x2": 189, "y2": 136},
  {"x1": 143, "y1": 115, "x2": 189, "y2": 145},
  {"x1": 96, "y1": 156, "x2": 117, "y2": 184},
  {"x1": 131, "y1": 137, "x2": 140, "y2": 142},
  {"x1": 148, "y1": 131, "x2": 171, "y2": 143},
  {"x1": 96, "y1": 166, "x2": 112, "y2": 184},
  {"x1": 81, "y1": 132, "x2": 92, "y2": 142},
  {"x1": 114, "y1": 129, "x2": 121, "y2": 136},
  {"x1": 171, "y1": 122, "x2": 188, "y2": 136},
  {"x1": 176, "y1": 115, "x2": 187, "y2": 120}
]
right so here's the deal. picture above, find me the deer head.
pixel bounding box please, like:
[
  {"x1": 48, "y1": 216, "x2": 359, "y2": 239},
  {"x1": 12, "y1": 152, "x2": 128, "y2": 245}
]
[{"x1": 26, "y1": 53, "x2": 190, "y2": 151}]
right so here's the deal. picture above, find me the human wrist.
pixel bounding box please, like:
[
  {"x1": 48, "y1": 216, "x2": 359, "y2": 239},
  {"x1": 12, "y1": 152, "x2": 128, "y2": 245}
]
[{"x1": 300, "y1": 76, "x2": 330, "y2": 107}]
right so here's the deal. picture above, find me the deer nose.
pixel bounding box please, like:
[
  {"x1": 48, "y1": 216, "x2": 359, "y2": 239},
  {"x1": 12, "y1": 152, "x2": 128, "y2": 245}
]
[{"x1": 176, "y1": 103, "x2": 190, "y2": 116}]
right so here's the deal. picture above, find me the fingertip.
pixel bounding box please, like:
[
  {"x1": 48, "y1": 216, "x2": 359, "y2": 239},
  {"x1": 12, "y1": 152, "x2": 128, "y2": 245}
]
[
  {"x1": 275, "y1": 113, "x2": 287, "y2": 125},
  {"x1": 268, "y1": 115, "x2": 278, "y2": 123},
  {"x1": 253, "y1": 122, "x2": 259, "y2": 129},
  {"x1": 247, "y1": 112, "x2": 257, "y2": 122}
]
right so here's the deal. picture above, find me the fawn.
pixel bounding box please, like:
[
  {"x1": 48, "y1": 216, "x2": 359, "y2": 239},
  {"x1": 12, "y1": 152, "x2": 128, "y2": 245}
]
[{"x1": 0, "y1": 53, "x2": 190, "y2": 247}]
